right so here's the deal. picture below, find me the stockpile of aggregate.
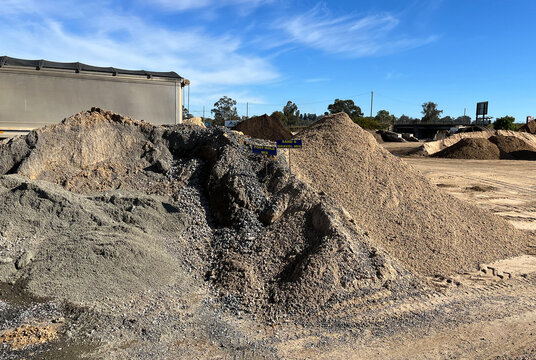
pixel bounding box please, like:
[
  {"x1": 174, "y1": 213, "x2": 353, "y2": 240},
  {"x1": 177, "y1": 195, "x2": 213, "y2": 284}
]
[
  {"x1": 292, "y1": 113, "x2": 530, "y2": 276},
  {"x1": 420, "y1": 130, "x2": 536, "y2": 156},
  {"x1": 432, "y1": 135, "x2": 536, "y2": 160},
  {"x1": 233, "y1": 114, "x2": 292, "y2": 141},
  {"x1": 0, "y1": 108, "x2": 427, "y2": 358},
  {"x1": 519, "y1": 120, "x2": 536, "y2": 134},
  {"x1": 432, "y1": 138, "x2": 501, "y2": 159},
  {"x1": 489, "y1": 135, "x2": 536, "y2": 160}
]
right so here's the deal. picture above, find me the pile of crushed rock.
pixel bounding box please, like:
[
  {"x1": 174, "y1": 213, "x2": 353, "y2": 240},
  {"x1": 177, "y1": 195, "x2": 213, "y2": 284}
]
[{"x1": 0, "y1": 109, "x2": 530, "y2": 357}]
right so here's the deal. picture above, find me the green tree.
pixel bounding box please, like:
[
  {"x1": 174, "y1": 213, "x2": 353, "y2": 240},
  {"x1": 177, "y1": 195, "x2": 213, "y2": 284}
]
[
  {"x1": 353, "y1": 116, "x2": 382, "y2": 130},
  {"x1": 283, "y1": 101, "x2": 300, "y2": 126},
  {"x1": 211, "y1": 96, "x2": 238, "y2": 126},
  {"x1": 271, "y1": 110, "x2": 288, "y2": 126},
  {"x1": 493, "y1": 116, "x2": 516, "y2": 130},
  {"x1": 455, "y1": 115, "x2": 471, "y2": 125},
  {"x1": 421, "y1": 102, "x2": 443, "y2": 123},
  {"x1": 327, "y1": 99, "x2": 363, "y2": 118},
  {"x1": 375, "y1": 110, "x2": 396, "y2": 125}
]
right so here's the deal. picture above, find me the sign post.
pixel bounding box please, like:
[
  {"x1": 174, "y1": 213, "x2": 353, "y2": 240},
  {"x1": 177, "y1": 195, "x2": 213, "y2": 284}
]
[
  {"x1": 252, "y1": 145, "x2": 277, "y2": 178},
  {"x1": 276, "y1": 140, "x2": 302, "y2": 175},
  {"x1": 476, "y1": 101, "x2": 489, "y2": 126}
]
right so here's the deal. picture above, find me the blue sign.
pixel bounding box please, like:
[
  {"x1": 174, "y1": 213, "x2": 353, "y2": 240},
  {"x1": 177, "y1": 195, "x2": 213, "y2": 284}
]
[
  {"x1": 252, "y1": 145, "x2": 277, "y2": 156},
  {"x1": 276, "y1": 139, "x2": 302, "y2": 148}
]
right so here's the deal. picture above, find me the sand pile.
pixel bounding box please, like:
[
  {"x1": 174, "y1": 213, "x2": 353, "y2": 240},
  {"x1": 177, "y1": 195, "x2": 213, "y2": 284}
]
[
  {"x1": 233, "y1": 114, "x2": 291, "y2": 141},
  {"x1": 292, "y1": 113, "x2": 530, "y2": 276},
  {"x1": 183, "y1": 116, "x2": 206, "y2": 127},
  {"x1": 432, "y1": 135, "x2": 536, "y2": 160}
]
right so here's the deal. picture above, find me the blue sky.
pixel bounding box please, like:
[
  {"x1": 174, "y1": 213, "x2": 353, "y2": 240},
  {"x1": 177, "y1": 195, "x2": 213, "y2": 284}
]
[{"x1": 1, "y1": 0, "x2": 535, "y2": 122}]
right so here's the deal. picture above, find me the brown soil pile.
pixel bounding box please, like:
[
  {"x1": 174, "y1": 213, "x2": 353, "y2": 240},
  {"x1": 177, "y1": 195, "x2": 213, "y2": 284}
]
[
  {"x1": 519, "y1": 120, "x2": 536, "y2": 134},
  {"x1": 234, "y1": 114, "x2": 291, "y2": 141},
  {"x1": 489, "y1": 135, "x2": 536, "y2": 160},
  {"x1": 432, "y1": 138, "x2": 501, "y2": 159},
  {"x1": 292, "y1": 113, "x2": 529, "y2": 276},
  {"x1": 432, "y1": 135, "x2": 536, "y2": 160}
]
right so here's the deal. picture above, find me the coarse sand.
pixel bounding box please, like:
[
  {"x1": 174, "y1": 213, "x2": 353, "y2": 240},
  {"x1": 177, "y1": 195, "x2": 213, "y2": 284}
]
[{"x1": 292, "y1": 113, "x2": 531, "y2": 276}]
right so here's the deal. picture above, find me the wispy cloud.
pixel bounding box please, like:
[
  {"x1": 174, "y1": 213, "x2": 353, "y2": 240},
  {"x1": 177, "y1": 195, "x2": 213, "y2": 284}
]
[
  {"x1": 142, "y1": 0, "x2": 271, "y2": 12},
  {"x1": 274, "y1": 5, "x2": 436, "y2": 57},
  {"x1": 305, "y1": 78, "x2": 330, "y2": 83},
  {"x1": 0, "y1": 1, "x2": 280, "y2": 97},
  {"x1": 385, "y1": 71, "x2": 408, "y2": 80}
]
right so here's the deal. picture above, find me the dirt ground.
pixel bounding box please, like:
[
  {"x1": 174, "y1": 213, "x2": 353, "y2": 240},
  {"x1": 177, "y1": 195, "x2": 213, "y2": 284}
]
[{"x1": 404, "y1": 157, "x2": 536, "y2": 232}]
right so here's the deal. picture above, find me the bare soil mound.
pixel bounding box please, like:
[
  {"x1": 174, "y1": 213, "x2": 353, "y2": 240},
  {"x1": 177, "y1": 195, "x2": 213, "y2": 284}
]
[
  {"x1": 432, "y1": 138, "x2": 501, "y2": 159},
  {"x1": 519, "y1": 120, "x2": 536, "y2": 134},
  {"x1": 234, "y1": 114, "x2": 291, "y2": 141},
  {"x1": 420, "y1": 130, "x2": 536, "y2": 156},
  {"x1": 489, "y1": 135, "x2": 536, "y2": 160},
  {"x1": 292, "y1": 113, "x2": 529, "y2": 276}
]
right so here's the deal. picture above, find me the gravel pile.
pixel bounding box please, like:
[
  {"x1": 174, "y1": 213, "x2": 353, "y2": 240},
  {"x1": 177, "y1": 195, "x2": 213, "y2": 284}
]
[
  {"x1": 291, "y1": 113, "x2": 530, "y2": 276},
  {"x1": 0, "y1": 108, "x2": 425, "y2": 357},
  {"x1": 0, "y1": 109, "x2": 531, "y2": 358},
  {"x1": 233, "y1": 114, "x2": 291, "y2": 141}
]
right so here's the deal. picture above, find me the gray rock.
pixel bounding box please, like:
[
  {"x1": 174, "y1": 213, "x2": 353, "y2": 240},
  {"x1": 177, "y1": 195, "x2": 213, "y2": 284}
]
[
  {"x1": 0, "y1": 256, "x2": 13, "y2": 264},
  {"x1": 15, "y1": 250, "x2": 34, "y2": 269}
]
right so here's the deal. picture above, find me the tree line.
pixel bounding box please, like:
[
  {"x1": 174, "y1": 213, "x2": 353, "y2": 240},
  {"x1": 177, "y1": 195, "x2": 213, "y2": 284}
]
[{"x1": 205, "y1": 96, "x2": 516, "y2": 130}]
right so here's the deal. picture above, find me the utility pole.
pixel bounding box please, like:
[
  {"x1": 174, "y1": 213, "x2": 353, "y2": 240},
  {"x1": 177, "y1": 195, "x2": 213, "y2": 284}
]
[
  {"x1": 246, "y1": 102, "x2": 249, "y2": 118},
  {"x1": 370, "y1": 91, "x2": 374, "y2": 118}
]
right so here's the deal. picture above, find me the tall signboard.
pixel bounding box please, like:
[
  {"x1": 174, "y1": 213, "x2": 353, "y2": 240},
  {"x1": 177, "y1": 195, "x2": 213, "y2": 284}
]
[{"x1": 476, "y1": 101, "x2": 489, "y2": 125}]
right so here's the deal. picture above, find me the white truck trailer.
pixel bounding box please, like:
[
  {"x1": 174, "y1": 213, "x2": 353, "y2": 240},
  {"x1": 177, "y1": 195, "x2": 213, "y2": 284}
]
[{"x1": 0, "y1": 56, "x2": 190, "y2": 137}]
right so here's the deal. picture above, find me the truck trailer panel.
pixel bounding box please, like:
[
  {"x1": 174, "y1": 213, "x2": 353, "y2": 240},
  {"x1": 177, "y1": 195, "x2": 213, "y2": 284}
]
[{"x1": 0, "y1": 57, "x2": 189, "y2": 134}]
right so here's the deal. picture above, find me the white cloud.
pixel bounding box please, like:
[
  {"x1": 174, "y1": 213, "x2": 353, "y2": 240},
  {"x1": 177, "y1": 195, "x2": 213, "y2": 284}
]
[
  {"x1": 0, "y1": 1, "x2": 280, "y2": 96},
  {"x1": 305, "y1": 78, "x2": 330, "y2": 83},
  {"x1": 142, "y1": 0, "x2": 271, "y2": 12},
  {"x1": 275, "y1": 5, "x2": 436, "y2": 57}
]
